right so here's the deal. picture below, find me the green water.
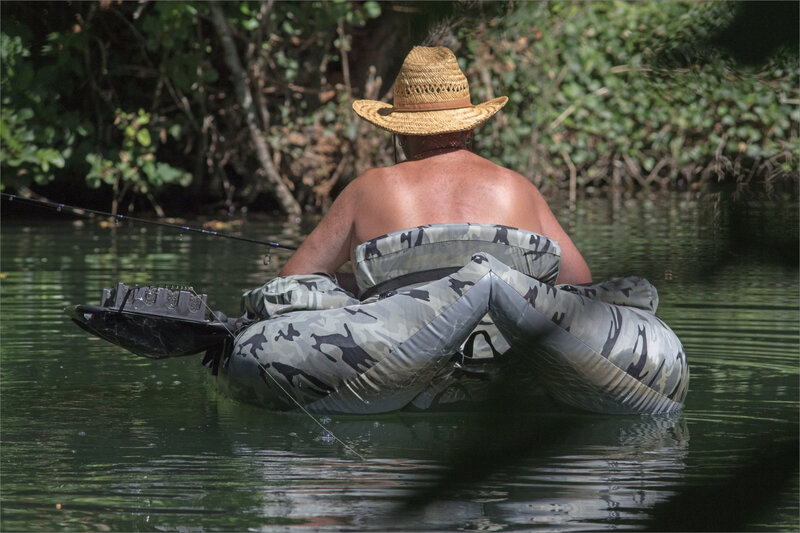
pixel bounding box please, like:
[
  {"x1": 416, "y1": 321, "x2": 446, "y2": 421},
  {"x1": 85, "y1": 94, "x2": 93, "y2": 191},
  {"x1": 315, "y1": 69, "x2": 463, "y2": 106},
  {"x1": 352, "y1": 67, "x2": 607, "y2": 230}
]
[{"x1": 1, "y1": 192, "x2": 797, "y2": 531}]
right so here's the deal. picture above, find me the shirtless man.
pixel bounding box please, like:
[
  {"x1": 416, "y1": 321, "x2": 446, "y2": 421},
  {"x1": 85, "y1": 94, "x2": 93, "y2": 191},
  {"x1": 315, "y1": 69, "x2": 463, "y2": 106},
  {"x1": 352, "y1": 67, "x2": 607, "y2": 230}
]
[{"x1": 280, "y1": 46, "x2": 591, "y2": 286}]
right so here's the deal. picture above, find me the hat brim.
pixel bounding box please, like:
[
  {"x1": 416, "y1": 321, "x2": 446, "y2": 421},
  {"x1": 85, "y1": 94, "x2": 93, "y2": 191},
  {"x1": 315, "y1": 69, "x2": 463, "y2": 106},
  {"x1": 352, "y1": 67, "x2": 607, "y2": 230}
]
[{"x1": 352, "y1": 96, "x2": 508, "y2": 136}]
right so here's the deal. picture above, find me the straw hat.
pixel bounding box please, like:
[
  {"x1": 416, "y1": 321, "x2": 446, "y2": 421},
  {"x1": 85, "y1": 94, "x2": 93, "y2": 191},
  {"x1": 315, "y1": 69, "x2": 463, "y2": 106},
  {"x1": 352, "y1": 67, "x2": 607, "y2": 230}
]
[{"x1": 352, "y1": 46, "x2": 508, "y2": 136}]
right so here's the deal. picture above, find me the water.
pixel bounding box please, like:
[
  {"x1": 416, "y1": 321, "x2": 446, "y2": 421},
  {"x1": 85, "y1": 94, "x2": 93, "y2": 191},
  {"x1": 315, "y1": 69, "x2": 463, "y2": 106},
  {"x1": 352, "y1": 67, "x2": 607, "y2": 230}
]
[{"x1": 1, "y1": 191, "x2": 797, "y2": 531}]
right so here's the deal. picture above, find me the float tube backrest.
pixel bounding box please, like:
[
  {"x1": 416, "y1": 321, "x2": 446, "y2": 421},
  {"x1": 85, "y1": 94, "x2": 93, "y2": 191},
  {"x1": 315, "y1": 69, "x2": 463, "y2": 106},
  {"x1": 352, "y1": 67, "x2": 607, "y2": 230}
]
[{"x1": 354, "y1": 223, "x2": 562, "y2": 298}]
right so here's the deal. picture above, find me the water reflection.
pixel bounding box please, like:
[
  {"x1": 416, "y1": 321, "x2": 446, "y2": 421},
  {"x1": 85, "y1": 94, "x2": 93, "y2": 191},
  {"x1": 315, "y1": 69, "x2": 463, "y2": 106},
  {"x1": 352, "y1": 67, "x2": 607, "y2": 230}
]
[{"x1": 208, "y1": 400, "x2": 689, "y2": 531}]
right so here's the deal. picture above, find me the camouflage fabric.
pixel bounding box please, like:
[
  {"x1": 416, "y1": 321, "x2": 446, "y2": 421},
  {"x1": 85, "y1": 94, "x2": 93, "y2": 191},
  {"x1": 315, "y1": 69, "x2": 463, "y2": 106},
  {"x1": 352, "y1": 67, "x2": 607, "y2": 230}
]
[
  {"x1": 222, "y1": 255, "x2": 495, "y2": 413},
  {"x1": 354, "y1": 223, "x2": 562, "y2": 291},
  {"x1": 559, "y1": 277, "x2": 659, "y2": 314},
  {"x1": 407, "y1": 276, "x2": 663, "y2": 409},
  {"x1": 221, "y1": 226, "x2": 689, "y2": 414},
  {"x1": 355, "y1": 223, "x2": 561, "y2": 360},
  {"x1": 480, "y1": 254, "x2": 688, "y2": 413},
  {"x1": 241, "y1": 274, "x2": 358, "y2": 319}
]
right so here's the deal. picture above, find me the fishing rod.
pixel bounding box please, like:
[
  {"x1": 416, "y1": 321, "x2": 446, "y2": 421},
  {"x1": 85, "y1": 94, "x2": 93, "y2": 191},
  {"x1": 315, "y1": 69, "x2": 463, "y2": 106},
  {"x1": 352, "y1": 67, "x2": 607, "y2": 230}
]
[{"x1": 1, "y1": 192, "x2": 297, "y2": 250}]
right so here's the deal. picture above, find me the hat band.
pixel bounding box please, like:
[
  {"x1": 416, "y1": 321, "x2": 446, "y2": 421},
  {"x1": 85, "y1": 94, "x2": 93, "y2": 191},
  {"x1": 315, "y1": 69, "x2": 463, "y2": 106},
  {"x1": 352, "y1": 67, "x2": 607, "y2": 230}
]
[{"x1": 392, "y1": 96, "x2": 472, "y2": 113}]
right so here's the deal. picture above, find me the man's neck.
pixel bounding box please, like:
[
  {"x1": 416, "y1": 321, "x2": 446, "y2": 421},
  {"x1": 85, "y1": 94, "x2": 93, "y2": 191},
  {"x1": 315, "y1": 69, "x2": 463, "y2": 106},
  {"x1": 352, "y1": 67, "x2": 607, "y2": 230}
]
[
  {"x1": 407, "y1": 146, "x2": 466, "y2": 161},
  {"x1": 399, "y1": 132, "x2": 471, "y2": 162}
]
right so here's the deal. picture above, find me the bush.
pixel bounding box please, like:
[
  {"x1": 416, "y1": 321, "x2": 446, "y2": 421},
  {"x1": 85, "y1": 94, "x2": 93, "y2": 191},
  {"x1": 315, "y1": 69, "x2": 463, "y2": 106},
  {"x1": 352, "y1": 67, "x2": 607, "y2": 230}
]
[
  {"x1": 465, "y1": 1, "x2": 798, "y2": 193},
  {"x1": 0, "y1": 29, "x2": 85, "y2": 190}
]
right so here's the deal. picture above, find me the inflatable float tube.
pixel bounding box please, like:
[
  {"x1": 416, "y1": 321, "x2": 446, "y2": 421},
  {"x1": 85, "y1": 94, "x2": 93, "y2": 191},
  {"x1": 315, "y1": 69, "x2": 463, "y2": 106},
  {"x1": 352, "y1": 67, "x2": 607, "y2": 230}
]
[{"x1": 217, "y1": 223, "x2": 689, "y2": 415}]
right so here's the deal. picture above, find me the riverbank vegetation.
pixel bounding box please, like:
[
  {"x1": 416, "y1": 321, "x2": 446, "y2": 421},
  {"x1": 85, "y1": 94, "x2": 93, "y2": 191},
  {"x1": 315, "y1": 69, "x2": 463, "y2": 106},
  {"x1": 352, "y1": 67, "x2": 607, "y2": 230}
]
[{"x1": 1, "y1": 1, "x2": 797, "y2": 216}]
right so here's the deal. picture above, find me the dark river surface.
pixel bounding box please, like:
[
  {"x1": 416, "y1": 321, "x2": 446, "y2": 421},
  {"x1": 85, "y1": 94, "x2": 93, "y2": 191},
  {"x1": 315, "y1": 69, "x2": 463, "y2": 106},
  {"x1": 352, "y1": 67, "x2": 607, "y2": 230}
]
[{"x1": 1, "y1": 191, "x2": 797, "y2": 531}]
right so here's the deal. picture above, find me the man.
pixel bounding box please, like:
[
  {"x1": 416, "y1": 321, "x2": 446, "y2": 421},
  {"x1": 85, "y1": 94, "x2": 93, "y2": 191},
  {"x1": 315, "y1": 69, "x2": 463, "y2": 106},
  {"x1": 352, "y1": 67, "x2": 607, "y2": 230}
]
[{"x1": 280, "y1": 46, "x2": 591, "y2": 285}]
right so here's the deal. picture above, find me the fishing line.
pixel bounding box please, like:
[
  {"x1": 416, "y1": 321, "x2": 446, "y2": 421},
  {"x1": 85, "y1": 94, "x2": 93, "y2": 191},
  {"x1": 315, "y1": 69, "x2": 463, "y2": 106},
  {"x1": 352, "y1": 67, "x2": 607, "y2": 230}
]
[
  {"x1": 1, "y1": 192, "x2": 297, "y2": 250},
  {"x1": 9, "y1": 192, "x2": 361, "y2": 455},
  {"x1": 190, "y1": 288, "x2": 366, "y2": 462}
]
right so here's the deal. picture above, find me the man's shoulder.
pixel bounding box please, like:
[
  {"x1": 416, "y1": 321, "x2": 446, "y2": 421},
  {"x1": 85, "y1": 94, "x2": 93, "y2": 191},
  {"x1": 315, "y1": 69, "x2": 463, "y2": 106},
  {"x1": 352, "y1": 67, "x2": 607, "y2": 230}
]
[
  {"x1": 352, "y1": 165, "x2": 396, "y2": 183},
  {"x1": 471, "y1": 156, "x2": 535, "y2": 187},
  {"x1": 352, "y1": 165, "x2": 413, "y2": 193},
  {"x1": 464, "y1": 152, "x2": 526, "y2": 177},
  {"x1": 341, "y1": 167, "x2": 397, "y2": 203}
]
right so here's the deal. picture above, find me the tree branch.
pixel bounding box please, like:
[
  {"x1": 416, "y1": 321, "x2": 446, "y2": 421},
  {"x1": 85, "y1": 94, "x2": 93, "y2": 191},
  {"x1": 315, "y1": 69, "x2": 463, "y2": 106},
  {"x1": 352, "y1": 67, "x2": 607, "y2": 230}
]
[{"x1": 209, "y1": 0, "x2": 301, "y2": 216}]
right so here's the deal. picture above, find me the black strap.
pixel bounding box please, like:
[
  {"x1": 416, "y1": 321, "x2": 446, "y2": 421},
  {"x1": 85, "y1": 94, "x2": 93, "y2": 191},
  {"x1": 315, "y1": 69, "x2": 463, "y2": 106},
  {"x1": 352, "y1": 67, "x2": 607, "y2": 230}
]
[{"x1": 359, "y1": 266, "x2": 461, "y2": 301}]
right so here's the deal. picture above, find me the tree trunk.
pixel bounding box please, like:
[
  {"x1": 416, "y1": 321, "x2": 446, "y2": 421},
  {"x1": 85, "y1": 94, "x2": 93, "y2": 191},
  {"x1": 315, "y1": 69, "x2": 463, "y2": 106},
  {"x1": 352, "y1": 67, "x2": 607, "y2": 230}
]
[{"x1": 209, "y1": 1, "x2": 301, "y2": 216}]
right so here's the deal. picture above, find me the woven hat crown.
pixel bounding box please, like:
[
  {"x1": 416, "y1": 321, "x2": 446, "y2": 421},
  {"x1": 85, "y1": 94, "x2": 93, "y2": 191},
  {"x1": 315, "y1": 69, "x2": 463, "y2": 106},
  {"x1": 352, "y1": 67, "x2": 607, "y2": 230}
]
[{"x1": 393, "y1": 47, "x2": 470, "y2": 110}]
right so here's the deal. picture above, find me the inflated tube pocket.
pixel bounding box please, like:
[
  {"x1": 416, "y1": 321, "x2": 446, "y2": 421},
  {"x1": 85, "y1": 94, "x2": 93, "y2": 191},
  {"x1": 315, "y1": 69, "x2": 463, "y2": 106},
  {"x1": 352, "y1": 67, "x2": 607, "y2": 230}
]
[
  {"x1": 241, "y1": 274, "x2": 358, "y2": 319},
  {"x1": 558, "y1": 276, "x2": 659, "y2": 314}
]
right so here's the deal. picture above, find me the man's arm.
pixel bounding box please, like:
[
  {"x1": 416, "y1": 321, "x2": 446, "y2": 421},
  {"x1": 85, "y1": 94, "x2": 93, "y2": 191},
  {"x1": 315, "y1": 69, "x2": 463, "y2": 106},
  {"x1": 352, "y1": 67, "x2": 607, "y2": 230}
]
[
  {"x1": 530, "y1": 187, "x2": 592, "y2": 285},
  {"x1": 279, "y1": 182, "x2": 356, "y2": 276}
]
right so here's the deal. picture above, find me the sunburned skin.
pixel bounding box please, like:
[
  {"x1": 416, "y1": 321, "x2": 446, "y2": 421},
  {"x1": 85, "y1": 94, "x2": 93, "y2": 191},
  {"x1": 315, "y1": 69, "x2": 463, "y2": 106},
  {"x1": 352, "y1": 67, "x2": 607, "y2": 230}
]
[{"x1": 279, "y1": 146, "x2": 592, "y2": 285}]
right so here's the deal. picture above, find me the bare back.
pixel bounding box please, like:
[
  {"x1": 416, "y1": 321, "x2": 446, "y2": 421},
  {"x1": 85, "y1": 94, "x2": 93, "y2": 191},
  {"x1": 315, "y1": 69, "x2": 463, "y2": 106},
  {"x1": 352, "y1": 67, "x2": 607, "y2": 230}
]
[
  {"x1": 350, "y1": 151, "x2": 542, "y2": 244},
  {"x1": 280, "y1": 150, "x2": 591, "y2": 284}
]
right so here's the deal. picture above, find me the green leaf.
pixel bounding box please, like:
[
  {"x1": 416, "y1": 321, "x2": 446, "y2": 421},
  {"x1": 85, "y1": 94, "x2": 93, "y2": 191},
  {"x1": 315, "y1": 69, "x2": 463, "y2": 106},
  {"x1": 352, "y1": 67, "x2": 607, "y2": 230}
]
[
  {"x1": 242, "y1": 17, "x2": 259, "y2": 31},
  {"x1": 363, "y1": 1, "x2": 381, "y2": 19},
  {"x1": 136, "y1": 128, "x2": 152, "y2": 147}
]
